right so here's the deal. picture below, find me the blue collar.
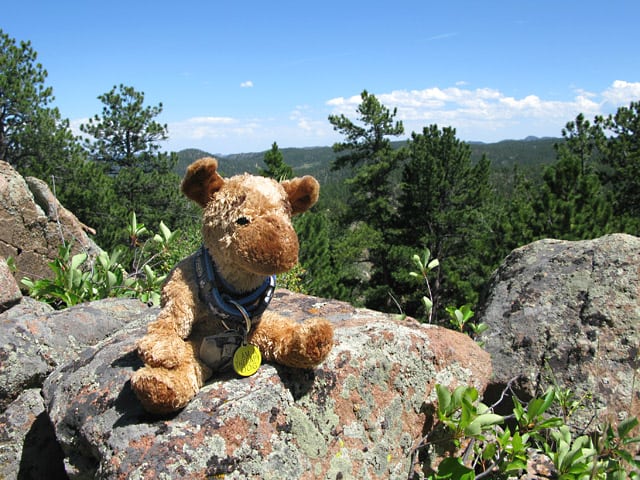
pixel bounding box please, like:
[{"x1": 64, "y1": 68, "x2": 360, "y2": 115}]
[{"x1": 194, "y1": 245, "x2": 276, "y2": 332}]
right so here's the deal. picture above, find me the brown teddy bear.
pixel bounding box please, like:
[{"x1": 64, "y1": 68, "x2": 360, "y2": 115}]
[{"x1": 130, "y1": 157, "x2": 334, "y2": 414}]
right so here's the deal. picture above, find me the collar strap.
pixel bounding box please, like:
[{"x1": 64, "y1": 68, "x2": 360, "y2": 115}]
[{"x1": 194, "y1": 245, "x2": 276, "y2": 331}]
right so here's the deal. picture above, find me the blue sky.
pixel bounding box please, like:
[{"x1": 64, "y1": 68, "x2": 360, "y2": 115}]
[{"x1": 4, "y1": 1, "x2": 640, "y2": 154}]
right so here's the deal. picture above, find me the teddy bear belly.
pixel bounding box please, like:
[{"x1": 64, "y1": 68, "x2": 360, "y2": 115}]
[{"x1": 190, "y1": 321, "x2": 247, "y2": 371}]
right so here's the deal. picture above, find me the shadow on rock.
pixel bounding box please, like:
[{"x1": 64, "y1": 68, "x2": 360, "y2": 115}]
[{"x1": 18, "y1": 411, "x2": 68, "y2": 480}]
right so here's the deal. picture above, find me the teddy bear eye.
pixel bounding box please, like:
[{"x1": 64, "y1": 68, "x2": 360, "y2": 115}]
[{"x1": 236, "y1": 216, "x2": 250, "y2": 226}]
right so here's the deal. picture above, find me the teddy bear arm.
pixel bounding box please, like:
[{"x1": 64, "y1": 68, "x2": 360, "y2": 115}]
[
  {"x1": 249, "y1": 312, "x2": 334, "y2": 369},
  {"x1": 136, "y1": 299, "x2": 200, "y2": 368},
  {"x1": 157, "y1": 260, "x2": 201, "y2": 335}
]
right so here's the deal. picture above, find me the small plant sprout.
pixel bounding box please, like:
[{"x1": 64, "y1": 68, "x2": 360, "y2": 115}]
[
  {"x1": 409, "y1": 248, "x2": 439, "y2": 323},
  {"x1": 445, "y1": 305, "x2": 489, "y2": 343}
]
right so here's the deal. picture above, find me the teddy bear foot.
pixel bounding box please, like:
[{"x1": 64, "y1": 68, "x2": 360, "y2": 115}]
[
  {"x1": 131, "y1": 365, "x2": 203, "y2": 415},
  {"x1": 283, "y1": 318, "x2": 335, "y2": 369}
]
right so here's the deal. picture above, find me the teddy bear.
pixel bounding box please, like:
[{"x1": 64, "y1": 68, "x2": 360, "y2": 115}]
[{"x1": 130, "y1": 157, "x2": 334, "y2": 414}]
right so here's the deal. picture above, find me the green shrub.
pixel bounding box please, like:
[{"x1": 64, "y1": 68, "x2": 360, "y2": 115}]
[
  {"x1": 22, "y1": 212, "x2": 181, "y2": 308},
  {"x1": 411, "y1": 384, "x2": 640, "y2": 479}
]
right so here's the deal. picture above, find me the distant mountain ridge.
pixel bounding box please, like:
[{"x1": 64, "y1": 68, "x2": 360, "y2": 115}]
[{"x1": 175, "y1": 136, "x2": 562, "y2": 179}]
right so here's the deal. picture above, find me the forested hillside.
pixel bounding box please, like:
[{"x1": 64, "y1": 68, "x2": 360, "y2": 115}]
[{"x1": 176, "y1": 137, "x2": 560, "y2": 178}]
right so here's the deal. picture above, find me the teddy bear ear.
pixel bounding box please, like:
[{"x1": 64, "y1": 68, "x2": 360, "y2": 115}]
[
  {"x1": 281, "y1": 176, "x2": 320, "y2": 215},
  {"x1": 181, "y1": 157, "x2": 225, "y2": 207}
]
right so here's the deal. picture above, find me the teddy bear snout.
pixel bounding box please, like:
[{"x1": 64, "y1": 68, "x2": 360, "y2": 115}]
[{"x1": 236, "y1": 216, "x2": 300, "y2": 275}]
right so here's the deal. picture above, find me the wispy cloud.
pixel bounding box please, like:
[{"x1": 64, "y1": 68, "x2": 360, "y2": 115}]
[
  {"x1": 601, "y1": 80, "x2": 640, "y2": 105},
  {"x1": 145, "y1": 80, "x2": 640, "y2": 154},
  {"x1": 240, "y1": 80, "x2": 254, "y2": 88},
  {"x1": 427, "y1": 32, "x2": 458, "y2": 41},
  {"x1": 326, "y1": 81, "x2": 639, "y2": 141}
]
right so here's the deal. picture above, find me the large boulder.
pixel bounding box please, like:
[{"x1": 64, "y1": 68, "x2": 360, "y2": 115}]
[
  {"x1": 0, "y1": 160, "x2": 100, "y2": 283},
  {"x1": 0, "y1": 297, "x2": 149, "y2": 411},
  {"x1": 42, "y1": 290, "x2": 492, "y2": 479},
  {"x1": 0, "y1": 298, "x2": 150, "y2": 480},
  {"x1": 0, "y1": 256, "x2": 22, "y2": 312},
  {"x1": 0, "y1": 388, "x2": 67, "y2": 480},
  {"x1": 479, "y1": 233, "x2": 640, "y2": 431}
]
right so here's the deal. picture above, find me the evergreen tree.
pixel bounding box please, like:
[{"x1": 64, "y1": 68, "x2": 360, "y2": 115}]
[
  {"x1": 259, "y1": 142, "x2": 293, "y2": 180},
  {"x1": 328, "y1": 90, "x2": 405, "y2": 310},
  {"x1": 396, "y1": 125, "x2": 494, "y2": 318},
  {"x1": 80, "y1": 84, "x2": 193, "y2": 248},
  {"x1": 295, "y1": 211, "x2": 332, "y2": 294},
  {"x1": 597, "y1": 101, "x2": 640, "y2": 233},
  {"x1": 492, "y1": 166, "x2": 544, "y2": 253},
  {"x1": 328, "y1": 90, "x2": 404, "y2": 229},
  {"x1": 531, "y1": 113, "x2": 612, "y2": 240},
  {"x1": 0, "y1": 29, "x2": 81, "y2": 177},
  {"x1": 80, "y1": 84, "x2": 167, "y2": 170}
]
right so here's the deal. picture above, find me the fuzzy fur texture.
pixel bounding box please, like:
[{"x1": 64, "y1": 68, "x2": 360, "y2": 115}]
[{"x1": 130, "y1": 158, "x2": 334, "y2": 414}]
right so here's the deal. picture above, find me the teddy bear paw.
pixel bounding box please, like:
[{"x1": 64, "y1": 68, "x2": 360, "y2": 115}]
[
  {"x1": 293, "y1": 318, "x2": 334, "y2": 368},
  {"x1": 136, "y1": 334, "x2": 190, "y2": 369},
  {"x1": 131, "y1": 366, "x2": 195, "y2": 415}
]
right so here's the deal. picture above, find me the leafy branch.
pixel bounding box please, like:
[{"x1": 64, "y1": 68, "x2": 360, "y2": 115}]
[
  {"x1": 21, "y1": 212, "x2": 179, "y2": 308},
  {"x1": 409, "y1": 382, "x2": 640, "y2": 479}
]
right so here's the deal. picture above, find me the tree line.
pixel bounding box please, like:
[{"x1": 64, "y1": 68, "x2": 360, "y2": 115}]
[
  {"x1": 293, "y1": 91, "x2": 640, "y2": 321},
  {"x1": 2, "y1": 28, "x2": 639, "y2": 323}
]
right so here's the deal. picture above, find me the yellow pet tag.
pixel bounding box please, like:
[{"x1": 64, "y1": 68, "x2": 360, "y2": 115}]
[{"x1": 233, "y1": 344, "x2": 262, "y2": 377}]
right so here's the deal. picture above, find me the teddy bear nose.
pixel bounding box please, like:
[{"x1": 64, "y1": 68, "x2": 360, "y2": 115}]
[{"x1": 238, "y1": 217, "x2": 299, "y2": 274}]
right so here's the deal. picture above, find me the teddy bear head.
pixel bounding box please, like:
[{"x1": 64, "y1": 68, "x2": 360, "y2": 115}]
[{"x1": 181, "y1": 157, "x2": 319, "y2": 287}]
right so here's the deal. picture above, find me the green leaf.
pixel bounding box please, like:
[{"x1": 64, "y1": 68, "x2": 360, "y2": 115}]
[
  {"x1": 143, "y1": 264, "x2": 156, "y2": 282},
  {"x1": 482, "y1": 442, "x2": 496, "y2": 461},
  {"x1": 422, "y1": 296, "x2": 433, "y2": 311},
  {"x1": 159, "y1": 221, "x2": 172, "y2": 242},
  {"x1": 436, "y1": 384, "x2": 452, "y2": 416},
  {"x1": 464, "y1": 413, "x2": 504, "y2": 436},
  {"x1": 618, "y1": 416, "x2": 639, "y2": 439},
  {"x1": 107, "y1": 270, "x2": 117, "y2": 288},
  {"x1": 434, "y1": 457, "x2": 475, "y2": 479},
  {"x1": 70, "y1": 252, "x2": 88, "y2": 271}
]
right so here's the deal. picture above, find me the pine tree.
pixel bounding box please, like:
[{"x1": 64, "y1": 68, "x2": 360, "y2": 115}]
[
  {"x1": 396, "y1": 125, "x2": 494, "y2": 318},
  {"x1": 328, "y1": 90, "x2": 405, "y2": 311},
  {"x1": 534, "y1": 113, "x2": 613, "y2": 240},
  {"x1": 0, "y1": 29, "x2": 115, "y2": 238},
  {"x1": 259, "y1": 142, "x2": 293, "y2": 180},
  {"x1": 597, "y1": 101, "x2": 640, "y2": 233},
  {"x1": 80, "y1": 84, "x2": 193, "y2": 249},
  {"x1": 329, "y1": 90, "x2": 404, "y2": 229}
]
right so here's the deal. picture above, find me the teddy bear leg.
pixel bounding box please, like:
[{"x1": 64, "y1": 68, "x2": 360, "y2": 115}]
[
  {"x1": 249, "y1": 313, "x2": 334, "y2": 369},
  {"x1": 131, "y1": 340, "x2": 212, "y2": 415}
]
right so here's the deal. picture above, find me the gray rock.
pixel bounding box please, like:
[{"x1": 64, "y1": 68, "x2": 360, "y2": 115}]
[
  {"x1": 0, "y1": 256, "x2": 22, "y2": 313},
  {"x1": 0, "y1": 160, "x2": 100, "y2": 283},
  {"x1": 43, "y1": 290, "x2": 492, "y2": 479},
  {"x1": 0, "y1": 297, "x2": 149, "y2": 411},
  {"x1": 479, "y1": 233, "x2": 640, "y2": 432},
  {"x1": 0, "y1": 388, "x2": 67, "y2": 480}
]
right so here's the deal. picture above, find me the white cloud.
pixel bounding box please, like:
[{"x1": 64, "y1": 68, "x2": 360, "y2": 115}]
[
  {"x1": 289, "y1": 105, "x2": 331, "y2": 136},
  {"x1": 240, "y1": 80, "x2": 254, "y2": 88},
  {"x1": 160, "y1": 80, "x2": 640, "y2": 154},
  {"x1": 325, "y1": 81, "x2": 635, "y2": 142},
  {"x1": 601, "y1": 80, "x2": 640, "y2": 105},
  {"x1": 167, "y1": 116, "x2": 248, "y2": 146},
  {"x1": 68, "y1": 117, "x2": 90, "y2": 138}
]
